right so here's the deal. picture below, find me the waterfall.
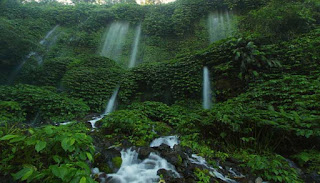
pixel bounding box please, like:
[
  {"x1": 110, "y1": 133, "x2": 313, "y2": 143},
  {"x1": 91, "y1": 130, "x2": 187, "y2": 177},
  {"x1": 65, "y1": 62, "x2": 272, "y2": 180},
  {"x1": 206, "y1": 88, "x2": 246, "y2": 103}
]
[
  {"x1": 203, "y1": 67, "x2": 212, "y2": 109},
  {"x1": 208, "y1": 10, "x2": 234, "y2": 43},
  {"x1": 104, "y1": 86, "x2": 120, "y2": 115},
  {"x1": 7, "y1": 25, "x2": 60, "y2": 84},
  {"x1": 88, "y1": 86, "x2": 120, "y2": 129},
  {"x1": 39, "y1": 25, "x2": 60, "y2": 45},
  {"x1": 100, "y1": 22, "x2": 129, "y2": 62},
  {"x1": 7, "y1": 52, "x2": 36, "y2": 84},
  {"x1": 128, "y1": 24, "x2": 141, "y2": 68}
]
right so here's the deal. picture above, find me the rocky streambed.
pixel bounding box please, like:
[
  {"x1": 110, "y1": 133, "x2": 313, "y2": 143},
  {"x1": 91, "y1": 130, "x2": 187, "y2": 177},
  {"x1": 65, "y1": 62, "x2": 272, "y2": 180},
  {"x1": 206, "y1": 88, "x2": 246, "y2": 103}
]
[{"x1": 90, "y1": 136, "x2": 262, "y2": 183}]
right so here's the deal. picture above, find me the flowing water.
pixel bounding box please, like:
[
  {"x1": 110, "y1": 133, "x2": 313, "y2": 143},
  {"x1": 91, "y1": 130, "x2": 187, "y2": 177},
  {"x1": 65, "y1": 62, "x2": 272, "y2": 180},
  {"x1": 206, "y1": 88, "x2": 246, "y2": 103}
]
[
  {"x1": 150, "y1": 136, "x2": 179, "y2": 149},
  {"x1": 100, "y1": 22, "x2": 129, "y2": 62},
  {"x1": 106, "y1": 148, "x2": 180, "y2": 183},
  {"x1": 188, "y1": 154, "x2": 237, "y2": 183},
  {"x1": 208, "y1": 10, "x2": 235, "y2": 43},
  {"x1": 7, "y1": 52, "x2": 36, "y2": 84},
  {"x1": 128, "y1": 24, "x2": 141, "y2": 68},
  {"x1": 104, "y1": 86, "x2": 120, "y2": 115},
  {"x1": 7, "y1": 25, "x2": 60, "y2": 84},
  {"x1": 88, "y1": 86, "x2": 120, "y2": 128},
  {"x1": 203, "y1": 66, "x2": 212, "y2": 109},
  {"x1": 39, "y1": 25, "x2": 60, "y2": 45}
]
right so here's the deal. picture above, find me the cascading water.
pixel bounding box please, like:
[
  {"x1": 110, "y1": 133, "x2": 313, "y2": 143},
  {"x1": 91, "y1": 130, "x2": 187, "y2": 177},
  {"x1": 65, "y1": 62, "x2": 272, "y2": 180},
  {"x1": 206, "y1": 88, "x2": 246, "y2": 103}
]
[
  {"x1": 189, "y1": 154, "x2": 238, "y2": 183},
  {"x1": 88, "y1": 86, "x2": 120, "y2": 128},
  {"x1": 104, "y1": 86, "x2": 120, "y2": 115},
  {"x1": 128, "y1": 24, "x2": 141, "y2": 68},
  {"x1": 203, "y1": 66, "x2": 212, "y2": 109},
  {"x1": 150, "y1": 136, "x2": 179, "y2": 149},
  {"x1": 39, "y1": 25, "x2": 60, "y2": 45},
  {"x1": 7, "y1": 25, "x2": 60, "y2": 84},
  {"x1": 208, "y1": 10, "x2": 235, "y2": 43},
  {"x1": 106, "y1": 148, "x2": 180, "y2": 183},
  {"x1": 100, "y1": 22, "x2": 129, "y2": 62}
]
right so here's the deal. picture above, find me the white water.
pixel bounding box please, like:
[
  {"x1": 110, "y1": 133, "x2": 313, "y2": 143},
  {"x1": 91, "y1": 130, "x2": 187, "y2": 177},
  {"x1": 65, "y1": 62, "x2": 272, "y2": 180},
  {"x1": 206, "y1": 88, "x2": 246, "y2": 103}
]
[
  {"x1": 107, "y1": 148, "x2": 180, "y2": 183},
  {"x1": 150, "y1": 136, "x2": 179, "y2": 149},
  {"x1": 203, "y1": 67, "x2": 212, "y2": 109},
  {"x1": 189, "y1": 154, "x2": 237, "y2": 183},
  {"x1": 100, "y1": 22, "x2": 129, "y2": 62},
  {"x1": 39, "y1": 25, "x2": 60, "y2": 45},
  {"x1": 129, "y1": 24, "x2": 141, "y2": 68},
  {"x1": 208, "y1": 10, "x2": 234, "y2": 43},
  {"x1": 104, "y1": 86, "x2": 120, "y2": 115},
  {"x1": 88, "y1": 86, "x2": 120, "y2": 129}
]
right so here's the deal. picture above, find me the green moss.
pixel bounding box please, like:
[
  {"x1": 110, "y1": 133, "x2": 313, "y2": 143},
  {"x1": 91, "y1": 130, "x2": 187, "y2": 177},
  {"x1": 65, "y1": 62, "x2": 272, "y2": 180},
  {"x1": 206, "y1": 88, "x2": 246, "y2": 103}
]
[
  {"x1": 100, "y1": 164, "x2": 112, "y2": 174},
  {"x1": 112, "y1": 157, "x2": 122, "y2": 169},
  {"x1": 177, "y1": 154, "x2": 182, "y2": 166}
]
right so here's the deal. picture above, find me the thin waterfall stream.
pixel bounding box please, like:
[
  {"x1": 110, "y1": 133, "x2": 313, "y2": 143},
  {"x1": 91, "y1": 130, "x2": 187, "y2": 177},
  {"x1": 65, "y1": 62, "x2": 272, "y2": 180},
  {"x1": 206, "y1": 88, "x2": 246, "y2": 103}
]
[
  {"x1": 7, "y1": 25, "x2": 60, "y2": 84},
  {"x1": 128, "y1": 24, "x2": 141, "y2": 68},
  {"x1": 203, "y1": 66, "x2": 212, "y2": 109},
  {"x1": 88, "y1": 86, "x2": 120, "y2": 129}
]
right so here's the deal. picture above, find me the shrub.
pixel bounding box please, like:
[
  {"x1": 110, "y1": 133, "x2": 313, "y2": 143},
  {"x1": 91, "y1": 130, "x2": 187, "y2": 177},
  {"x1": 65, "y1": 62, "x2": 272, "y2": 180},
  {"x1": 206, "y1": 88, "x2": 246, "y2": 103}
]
[
  {"x1": 0, "y1": 84, "x2": 89, "y2": 122},
  {"x1": 0, "y1": 101, "x2": 25, "y2": 123},
  {"x1": 101, "y1": 110, "x2": 156, "y2": 146},
  {"x1": 0, "y1": 124, "x2": 96, "y2": 182},
  {"x1": 62, "y1": 56, "x2": 124, "y2": 112}
]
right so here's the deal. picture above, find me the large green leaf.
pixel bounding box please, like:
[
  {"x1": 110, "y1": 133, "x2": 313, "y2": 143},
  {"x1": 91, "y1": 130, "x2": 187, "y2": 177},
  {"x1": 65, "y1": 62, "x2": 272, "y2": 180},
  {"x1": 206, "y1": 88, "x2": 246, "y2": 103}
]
[{"x1": 35, "y1": 141, "x2": 47, "y2": 152}]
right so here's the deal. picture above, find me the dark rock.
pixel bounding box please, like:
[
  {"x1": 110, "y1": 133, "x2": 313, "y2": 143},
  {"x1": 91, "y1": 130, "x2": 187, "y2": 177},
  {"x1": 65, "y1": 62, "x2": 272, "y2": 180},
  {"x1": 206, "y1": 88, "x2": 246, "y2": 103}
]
[
  {"x1": 121, "y1": 139, "x2": 133, "y2": 148},
  {"x1": 138, "y1": 147, "x2": 156, "y2": 159},
  {"x1": 303, "y1": 172, "x2": 320, "y2": 183},
  {"x1": 157, "y1": 169, "x2": 184, "y2": 183}
]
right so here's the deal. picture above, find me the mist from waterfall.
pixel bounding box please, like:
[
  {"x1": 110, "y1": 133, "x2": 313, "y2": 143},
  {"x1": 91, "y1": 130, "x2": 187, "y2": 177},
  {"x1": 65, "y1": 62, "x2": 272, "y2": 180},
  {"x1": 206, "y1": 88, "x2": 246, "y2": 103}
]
[
  {"x1": 203, "y1": 67, "x2": 212, "y2": 109},
  {"x1": 128, "y1": 24, "x2": 141, "y2": 68},
  {"x1": 208, "y1": 10, "x2": 235, "y2": 43},
  {"x1": 100, "y1": 22, "x2": 129, "y2": 62}
]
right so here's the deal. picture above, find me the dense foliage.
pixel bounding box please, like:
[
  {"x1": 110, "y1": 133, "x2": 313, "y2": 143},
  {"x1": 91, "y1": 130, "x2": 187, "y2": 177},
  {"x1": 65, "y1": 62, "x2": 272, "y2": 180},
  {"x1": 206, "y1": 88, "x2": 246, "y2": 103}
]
[
  {"x1": 1, "y1": 0, "x2": 320, "y2": 182},
  {"x1": 0, "y1": 124, "x2": 95, "y2": 183},
  {"x1": 0, "y1": 84, "x2": 89, "y2": 122}
]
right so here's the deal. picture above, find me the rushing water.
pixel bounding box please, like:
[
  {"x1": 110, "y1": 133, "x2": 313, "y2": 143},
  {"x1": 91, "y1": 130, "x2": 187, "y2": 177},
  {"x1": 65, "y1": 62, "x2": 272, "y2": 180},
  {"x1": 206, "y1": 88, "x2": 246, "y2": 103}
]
[
  {"x1": 208, "y1": 10, "x2": 235, "y2": 43},
  {"x1": 88, "y1": 86, "x2": 120, "y2": 129},
  {"x1": 203, "y1": 67, "x2": 212, "y2": 109},
  {"x1": 189, "y1": 154, "x2": 237, "y2": 183},
  {"x1": 107, "y1": 148, "x2": 180, "y2": 183},
  {"x1": 100, "y1": 22, "x2": 129, "y2": 62},
  {"x1": 150, "y1": 136, "x2": 179, "y2": 149},
  {"x1": 128, "y1": 24, "x2": 141, "y2": 68}
]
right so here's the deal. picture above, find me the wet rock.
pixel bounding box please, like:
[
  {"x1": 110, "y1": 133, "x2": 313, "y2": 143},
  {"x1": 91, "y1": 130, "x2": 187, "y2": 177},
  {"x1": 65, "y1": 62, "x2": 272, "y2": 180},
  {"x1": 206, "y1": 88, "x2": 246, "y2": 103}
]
[
  {"x1": 93, "y1": 147, "x2": 122, "y2": 173},
  {"x1": 138, "y1": 147, "x2": 156, "y2": 159},
  {"x1": 157, "y1": 169, "x2": 184, "y2": 183}
]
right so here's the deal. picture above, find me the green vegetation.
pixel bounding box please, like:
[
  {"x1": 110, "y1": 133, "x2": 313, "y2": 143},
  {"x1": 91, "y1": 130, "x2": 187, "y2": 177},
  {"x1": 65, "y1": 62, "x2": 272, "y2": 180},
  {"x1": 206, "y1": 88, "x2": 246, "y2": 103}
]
[
  {"x1": 1, "y1": 0, "x2": 320, "y2": 182},
  {"x1": 0, "y1": 124, "x2": 95, "y2": 183}
]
